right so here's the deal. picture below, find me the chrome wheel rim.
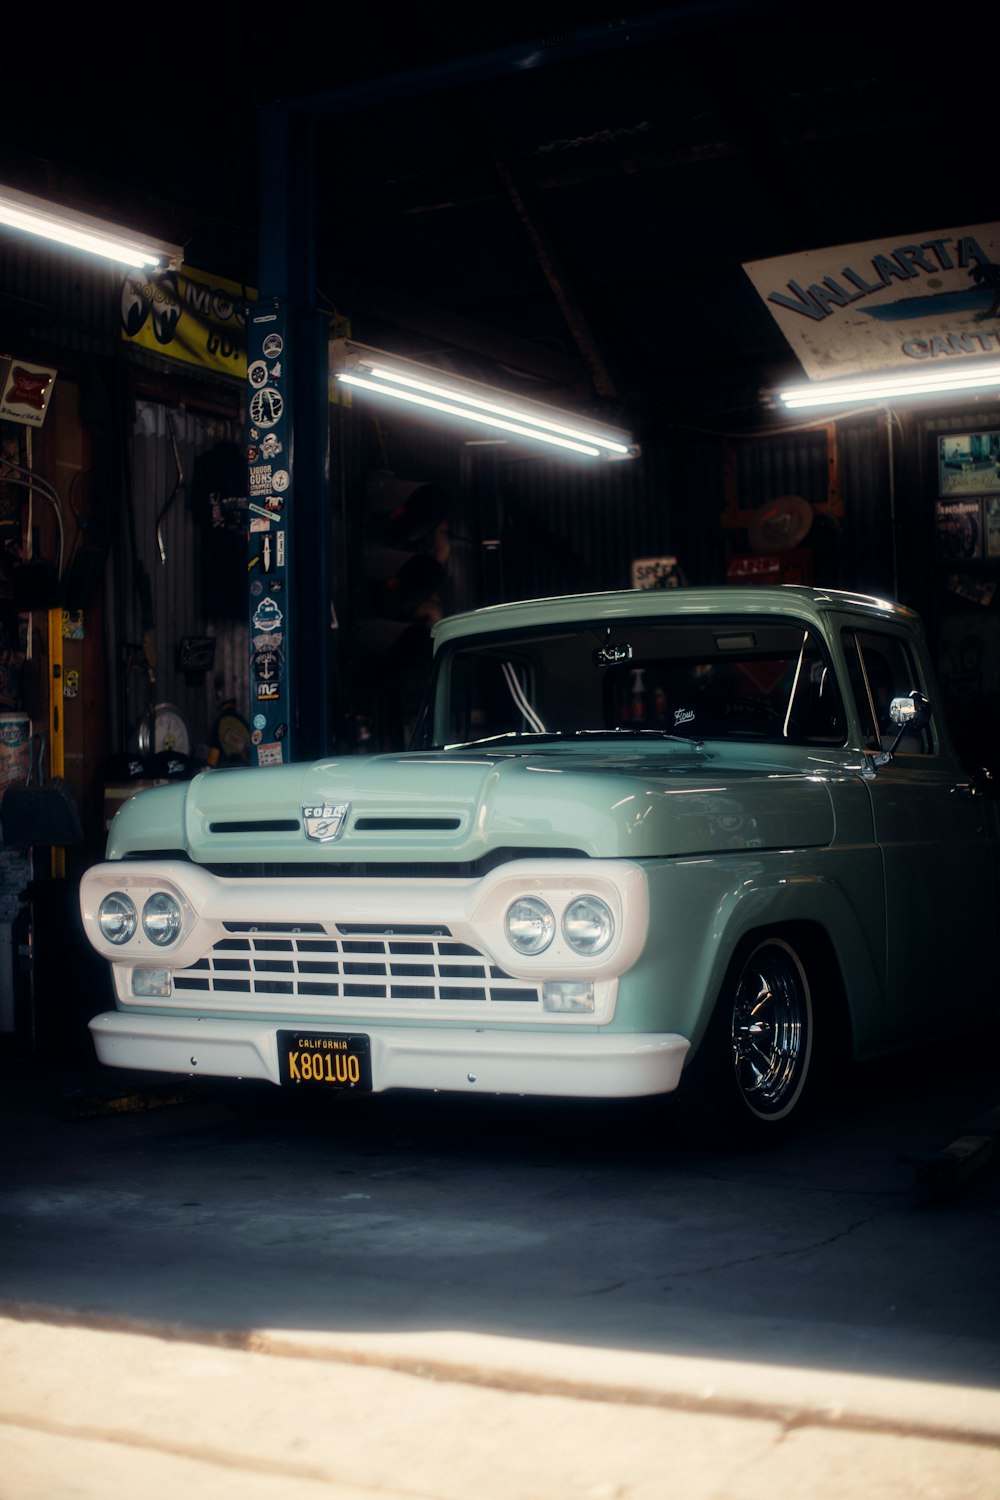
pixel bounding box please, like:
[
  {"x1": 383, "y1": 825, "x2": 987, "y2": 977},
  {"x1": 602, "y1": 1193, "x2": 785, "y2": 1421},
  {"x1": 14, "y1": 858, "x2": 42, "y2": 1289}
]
[{"x1": 731, "y1": 940, "x2": 811, "y2": 1119}]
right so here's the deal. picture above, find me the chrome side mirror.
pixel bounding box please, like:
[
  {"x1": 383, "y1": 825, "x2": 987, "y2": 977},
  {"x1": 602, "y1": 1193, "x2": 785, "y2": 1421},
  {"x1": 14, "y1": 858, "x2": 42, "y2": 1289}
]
[
  {"x1": 888, "y1": 691, "x2": 931, "y2": 732},
  {"x1": 873, "y1": 691, "x2": 931, "y2": 767}
]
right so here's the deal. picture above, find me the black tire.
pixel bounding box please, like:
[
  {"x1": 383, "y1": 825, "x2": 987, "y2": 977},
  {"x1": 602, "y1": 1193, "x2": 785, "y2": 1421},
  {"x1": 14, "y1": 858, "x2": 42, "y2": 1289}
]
[{"x1": 671, "y1": 934, "x2": 815, "y2": 1147}]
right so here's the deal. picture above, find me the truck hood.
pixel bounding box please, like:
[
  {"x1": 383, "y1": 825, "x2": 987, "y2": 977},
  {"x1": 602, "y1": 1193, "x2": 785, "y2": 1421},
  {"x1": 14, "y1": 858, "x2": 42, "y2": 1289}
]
[{"x1": 107, "y1": 745, "x2": 838, "y2": 865}]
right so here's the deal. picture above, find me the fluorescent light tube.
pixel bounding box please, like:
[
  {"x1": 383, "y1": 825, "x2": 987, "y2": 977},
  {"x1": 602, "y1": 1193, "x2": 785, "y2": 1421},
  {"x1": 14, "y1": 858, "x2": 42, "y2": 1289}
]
[
  {"x1": 779, "y1": 362, "x2": 1000, "y2": 410},
  {"x1": 364, "y1": 364, "x2": 632, "y2": 455},
  {"x1": 0, "y1": 182, "x2": 181, "y2": 269},
  {"x1": 333, "y1": 344, "x2": 637, "y2": 460},
  {"x1": 337, "y1": 372, "x2": 605, "y2": 455}
]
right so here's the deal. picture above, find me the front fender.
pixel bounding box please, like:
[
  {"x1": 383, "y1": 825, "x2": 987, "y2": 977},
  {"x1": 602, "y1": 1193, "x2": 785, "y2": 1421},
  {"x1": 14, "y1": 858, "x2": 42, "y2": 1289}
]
[{"x1": 614, "y1": 847, "x2": 887, "y2": 1057}]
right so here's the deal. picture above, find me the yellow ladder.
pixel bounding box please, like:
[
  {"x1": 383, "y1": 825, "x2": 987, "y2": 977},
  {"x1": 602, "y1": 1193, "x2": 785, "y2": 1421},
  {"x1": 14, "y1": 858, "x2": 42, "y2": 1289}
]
[{"x1": 47, "y1": 605, "x2": 65, "y2": 878}]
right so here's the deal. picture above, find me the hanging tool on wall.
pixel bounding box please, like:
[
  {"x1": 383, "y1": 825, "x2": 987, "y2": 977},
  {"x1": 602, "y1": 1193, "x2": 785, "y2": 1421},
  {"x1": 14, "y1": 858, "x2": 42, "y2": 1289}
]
[
  {"x1": 116, "y1": 390, "x2": 158, "y2": 759},
  {"x1": 155, "y1": 412, "x2": 186, "y2": 565},
  {"x1": 146, "y1": 413, "x2": 188, "y2": 761},
  {"x1": 0, "y1": 455, "x2": 65, "y2": 607}
]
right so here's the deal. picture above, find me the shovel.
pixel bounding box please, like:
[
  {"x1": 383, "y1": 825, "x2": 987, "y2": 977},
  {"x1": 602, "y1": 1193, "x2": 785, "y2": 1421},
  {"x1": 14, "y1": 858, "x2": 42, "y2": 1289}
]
[{"x1": 1, "y1": 733, "x2": 83, "y2": 847}]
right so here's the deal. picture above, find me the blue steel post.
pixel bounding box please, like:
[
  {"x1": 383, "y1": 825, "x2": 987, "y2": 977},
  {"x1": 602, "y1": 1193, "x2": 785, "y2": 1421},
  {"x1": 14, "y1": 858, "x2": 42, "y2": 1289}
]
[
  {"x1": 251, "y1": 102, "x2": 332, "y2": 764},
  {"x1": 250, "y1": 13, "x2": 708, "y2": 762},
  {"x1": 246, "y1": 301, "x2": 293, "y2": 763}
]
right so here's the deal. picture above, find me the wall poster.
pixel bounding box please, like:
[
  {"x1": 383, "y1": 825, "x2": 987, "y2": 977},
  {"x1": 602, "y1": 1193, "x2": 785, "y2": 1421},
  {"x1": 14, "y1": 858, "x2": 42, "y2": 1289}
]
[
  {"x1": 936, "y1": 498, "x2": 983, "y2": 561},
  {"x1": 938, "y1": 431, "x2": 1000, "y2": 497},
  {"x1": 985, "y1": 496, "x2": 1000, "y2": 560}
]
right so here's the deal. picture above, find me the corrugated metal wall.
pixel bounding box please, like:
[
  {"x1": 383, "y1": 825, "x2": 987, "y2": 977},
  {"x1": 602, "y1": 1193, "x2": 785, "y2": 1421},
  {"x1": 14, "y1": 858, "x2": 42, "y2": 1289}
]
[
  {"x1": 723, "y1": 413, "x2": 892, "y2": 598},
  {"x1": 463, "y1": 443, "x2": 671, "y2": 604},
  {"x1": 6, "y1": 192, "x2": 998, "y2": 770},
  {"x1": 118, "y1": 393, "x2": 996, "y2": 761},
  {"x1": 0, "y1": 241, "x2": 120, "y2": 358},
  {"x1": 335, "y1": 405, "x2": 896, "y2": 608},
  {"x1": 330, "y1": 400, "x2": 686, "y2": 615},
  {"x1": 113, "y1": 387, "x2": 960, "y2": 761},
  {"x1": 5, "y1": 233, "x2": 963, "y2": 759},
  {"x1": 115, "y1": 402, "x2": 246, "y2": 761}
]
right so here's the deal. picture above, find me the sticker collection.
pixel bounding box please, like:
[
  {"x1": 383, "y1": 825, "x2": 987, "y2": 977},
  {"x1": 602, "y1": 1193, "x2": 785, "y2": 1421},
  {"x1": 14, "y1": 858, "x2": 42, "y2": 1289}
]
[{"x1": 246, "y1": 310, "x2": 291, "y2": 765}]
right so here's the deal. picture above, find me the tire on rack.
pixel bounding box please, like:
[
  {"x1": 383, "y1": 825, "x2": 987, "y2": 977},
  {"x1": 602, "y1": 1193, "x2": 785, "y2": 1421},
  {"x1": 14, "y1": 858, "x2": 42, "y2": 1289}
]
[{"x1": 670, "y1": 932, "x2": 820, "y2": 1148}]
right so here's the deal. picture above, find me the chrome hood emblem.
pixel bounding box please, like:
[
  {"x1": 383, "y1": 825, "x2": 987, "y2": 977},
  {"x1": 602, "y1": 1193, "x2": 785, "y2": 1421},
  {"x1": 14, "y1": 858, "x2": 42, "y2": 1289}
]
[{"x1": 302, "y1": 801, "x2": 350, "y2": 843}]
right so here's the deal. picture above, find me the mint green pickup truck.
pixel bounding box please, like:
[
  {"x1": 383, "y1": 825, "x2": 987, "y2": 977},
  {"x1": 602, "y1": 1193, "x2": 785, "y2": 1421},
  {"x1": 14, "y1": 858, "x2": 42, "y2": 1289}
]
[{"x1": 80, "y1": 586, "x2": 997, "y2": 1142}]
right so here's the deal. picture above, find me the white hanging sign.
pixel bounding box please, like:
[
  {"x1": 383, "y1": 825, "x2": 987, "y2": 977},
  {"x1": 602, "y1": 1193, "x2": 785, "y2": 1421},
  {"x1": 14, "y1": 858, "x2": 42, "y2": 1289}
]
[
  {"x1": 0, "y1": 357, "x2": 57, "y2": 426},
  {"x1": 744, "y1": 223, "x2": 1000, "y2": 381}
]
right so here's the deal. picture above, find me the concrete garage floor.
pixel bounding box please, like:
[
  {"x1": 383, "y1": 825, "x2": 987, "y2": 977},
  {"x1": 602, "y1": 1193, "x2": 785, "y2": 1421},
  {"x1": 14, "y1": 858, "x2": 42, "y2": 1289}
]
[
  {"x1": 1, "y1": 1033, "x2": 999, "y2": 1499},
  {"x1": 2, "y1": 1313, "x2": 1000, "y2": 1500}
]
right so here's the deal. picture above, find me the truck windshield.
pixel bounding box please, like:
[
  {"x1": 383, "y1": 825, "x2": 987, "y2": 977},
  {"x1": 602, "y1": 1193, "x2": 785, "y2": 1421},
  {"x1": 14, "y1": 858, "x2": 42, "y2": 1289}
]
[{"x1": 418, "y1": 616, "x2": 847, "y2": 750}]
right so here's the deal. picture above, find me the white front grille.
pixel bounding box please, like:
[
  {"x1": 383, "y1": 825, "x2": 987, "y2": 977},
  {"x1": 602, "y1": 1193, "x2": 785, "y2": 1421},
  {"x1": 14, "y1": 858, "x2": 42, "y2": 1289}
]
[{"x1": 169, "y1": 922, "x2": 540, "y2": 1007}]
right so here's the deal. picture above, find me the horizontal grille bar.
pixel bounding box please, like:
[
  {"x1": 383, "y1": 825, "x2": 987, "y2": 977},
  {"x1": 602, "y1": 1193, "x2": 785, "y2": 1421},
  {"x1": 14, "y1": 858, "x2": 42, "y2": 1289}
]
[
  {"x1": 336, "y1": 923, "x2": 453, "y2": 937},
  {"x1": 222, "y1": 921, "x2": 325, "y2": 933}
]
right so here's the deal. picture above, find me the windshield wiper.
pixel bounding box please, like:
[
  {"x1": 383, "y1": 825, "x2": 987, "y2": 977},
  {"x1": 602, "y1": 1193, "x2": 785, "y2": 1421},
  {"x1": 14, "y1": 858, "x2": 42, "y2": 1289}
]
[
  {"x1": 451, "y1": 731, "x2": 570, "y2": 747},
  {"x1": 576, "y1": 728, "x2": 706, "y2": 746},
  {"x1": 451, "y1": 728, "x2": 706, "y2": 748}
]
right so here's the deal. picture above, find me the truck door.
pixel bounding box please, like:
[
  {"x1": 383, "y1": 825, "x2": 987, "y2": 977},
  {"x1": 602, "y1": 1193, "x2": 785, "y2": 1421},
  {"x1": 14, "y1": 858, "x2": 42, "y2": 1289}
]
[{"x1": 843, "y1": 626, "x2": 995, "y2": 1037}]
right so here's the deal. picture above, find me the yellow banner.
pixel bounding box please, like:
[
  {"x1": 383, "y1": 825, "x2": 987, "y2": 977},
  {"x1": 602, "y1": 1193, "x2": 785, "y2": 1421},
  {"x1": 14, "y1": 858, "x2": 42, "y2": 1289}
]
[{"x1": 120, "y1": 265, "x2": 256, "y2": 379}]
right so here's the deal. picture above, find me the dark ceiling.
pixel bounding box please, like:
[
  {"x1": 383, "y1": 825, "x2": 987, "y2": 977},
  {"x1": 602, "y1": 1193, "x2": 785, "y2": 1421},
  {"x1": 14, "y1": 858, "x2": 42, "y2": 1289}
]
[{"x1": 2, "y1": 2, "x2": 995, "y2": 438}]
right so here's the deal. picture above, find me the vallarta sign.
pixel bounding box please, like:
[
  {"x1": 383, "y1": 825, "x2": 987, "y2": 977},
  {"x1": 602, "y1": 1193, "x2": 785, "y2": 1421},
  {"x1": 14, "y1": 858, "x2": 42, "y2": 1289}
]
[{"x1": 744, "y1": 223, "x2": 1000, "y2": 380}]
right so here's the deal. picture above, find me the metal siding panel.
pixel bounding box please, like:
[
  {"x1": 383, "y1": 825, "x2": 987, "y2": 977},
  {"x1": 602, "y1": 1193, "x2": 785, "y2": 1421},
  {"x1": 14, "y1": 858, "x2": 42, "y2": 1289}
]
[
  {"x1": 330, "y1": 402, "x2": 690, "y2": 614},
  {"x1": 0, "y1": 242, "x2": 122, "y2": 356},
  {"x1": 837, "y1": 415, "x2": 891, "y2": 597},
  {"x1": 123, "y1": 402, "x2": 245, "y2": 762}
]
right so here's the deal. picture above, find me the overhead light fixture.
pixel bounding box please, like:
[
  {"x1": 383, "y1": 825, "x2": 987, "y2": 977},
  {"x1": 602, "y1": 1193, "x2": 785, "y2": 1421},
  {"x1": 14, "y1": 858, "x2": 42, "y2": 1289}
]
[
  {"x1": 331, "y1": 340, "x2": 638, "y2": 459},
  {"x1": 0, "y1": 182, "x2": 182, "y2": 270},
  {"x1": 779, "y1": 361, "x2": 1000, "y2": 411}
]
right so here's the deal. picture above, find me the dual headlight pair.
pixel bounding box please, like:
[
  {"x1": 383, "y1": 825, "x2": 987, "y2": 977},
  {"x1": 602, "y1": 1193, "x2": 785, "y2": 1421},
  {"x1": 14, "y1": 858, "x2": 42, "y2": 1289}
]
[
  {"x1": 98, "y1": 890, "x2": 182, "y2": 947},
  {"x1": 505, "y1": 893, "x2": 614, "y2": 957},
  {"x1": 98, "y1": 887, "x2": 615, "y2": 959}
]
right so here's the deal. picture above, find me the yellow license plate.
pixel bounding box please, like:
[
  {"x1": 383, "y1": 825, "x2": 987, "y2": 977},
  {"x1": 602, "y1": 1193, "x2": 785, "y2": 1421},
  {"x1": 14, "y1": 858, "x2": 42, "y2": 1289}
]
[{"x1": 278, "y1": 1032, "x2": 372, "y2": 1090}]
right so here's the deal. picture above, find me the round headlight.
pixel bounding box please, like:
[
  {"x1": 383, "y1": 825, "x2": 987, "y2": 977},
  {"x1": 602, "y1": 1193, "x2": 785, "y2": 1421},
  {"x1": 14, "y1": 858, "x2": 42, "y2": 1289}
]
[
  {"x1": 562, "y1": 895, "x2": 615, "y2": 955},
  {"x1": 141, "y1": 891, "x2": 183, "y2": 946},
  {"x1": 98, "y1": 892, "x2": 137, "y2": 945},
  {"x1": 505, "y1": 895, "x2": 555, "y2": 955}
]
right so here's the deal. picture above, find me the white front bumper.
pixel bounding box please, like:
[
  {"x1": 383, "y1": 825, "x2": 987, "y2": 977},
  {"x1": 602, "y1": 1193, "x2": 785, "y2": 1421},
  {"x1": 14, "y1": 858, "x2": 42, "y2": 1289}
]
[{"x1": 89, "y1": 1011, "x2": 690, "y2": 1099}]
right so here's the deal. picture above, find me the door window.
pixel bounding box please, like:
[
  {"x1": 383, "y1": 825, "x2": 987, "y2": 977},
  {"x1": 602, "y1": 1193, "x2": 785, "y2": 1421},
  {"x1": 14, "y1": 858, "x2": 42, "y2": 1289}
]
[{"x1": 842, "y1": 629, "x2": 931, "y2": 753}]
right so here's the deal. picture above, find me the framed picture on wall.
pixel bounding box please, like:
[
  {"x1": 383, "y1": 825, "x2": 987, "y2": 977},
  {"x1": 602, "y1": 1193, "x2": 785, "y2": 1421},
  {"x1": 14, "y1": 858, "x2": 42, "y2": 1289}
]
[
  {"x1": 939, "y1": 432, "x2": 1000, "y2": 496},
  {"x1": 986, "y1": 496, "x2": 1000, "y2": 559},
  {"x1": 936, "y1": 498, "x2": 983, "y2": 560}
]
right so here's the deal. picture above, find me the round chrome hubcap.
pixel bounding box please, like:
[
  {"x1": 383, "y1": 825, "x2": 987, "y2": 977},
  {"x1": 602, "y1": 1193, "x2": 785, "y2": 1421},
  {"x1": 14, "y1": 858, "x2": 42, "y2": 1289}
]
[{"x1": 731, "y1": 943, "x2": 809, "y2": 1117}]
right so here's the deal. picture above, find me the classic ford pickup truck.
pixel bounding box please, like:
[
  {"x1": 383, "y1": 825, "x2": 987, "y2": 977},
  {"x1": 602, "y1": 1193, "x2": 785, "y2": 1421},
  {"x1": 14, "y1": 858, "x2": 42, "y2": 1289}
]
[{"x1": 80, "y1": 585, "x2": 998, "y2": 1142}]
